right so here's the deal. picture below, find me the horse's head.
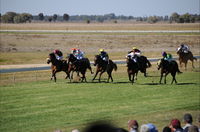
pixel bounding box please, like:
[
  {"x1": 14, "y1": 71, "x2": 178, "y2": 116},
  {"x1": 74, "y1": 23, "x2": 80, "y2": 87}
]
[
  {"x1": 49, "y1": 53, "x2": 56, "y2": 60},
  {"x1": 177, "y1": 49, "x2": 181, "y2": 55},
  {"x1": 67, "y1": 54, "x2": 77, "y2": 63},
  {"x1": 47, "y1": 53, "x2": 56, "y2": 64},
  {"x1": 157, "y1": 59, "x2": 168, "y2": 70},
  {"x1": 46, "y1": 58, "x2": 51, "y2": 64},
  {"x1": 94, "y1": 55, "x2": 102, "y2": 66},
  {"x1": 157, "y1": 59, "x2": 162, "y2": 70},
  {"x1": 126, "y1": 55, "x2": 132, "y2": 64}
]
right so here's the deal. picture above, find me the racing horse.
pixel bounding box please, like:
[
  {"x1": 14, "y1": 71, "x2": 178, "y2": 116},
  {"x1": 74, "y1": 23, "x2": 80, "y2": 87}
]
[
  {"x1": 177, "y1": 50, "x2": 197, "y2": 70},
  {"x1": 126, "y1": 56, "x2": 140, "y2": 84},
  {"x1": 67, "y1": 54, "x2": 93, "y2": 82},
  {"x1": 137, "y1": 56, "x2": 151, "y2": 77},
  {"x1": 157, "y1": 59, "x2": 182, "y2": 84},
  {"x1": 47, "y1": 53, "x2": 70, "y2": 82},
  {"x1": 92, "y1": 55, "x2": 117, "y2": 82}
]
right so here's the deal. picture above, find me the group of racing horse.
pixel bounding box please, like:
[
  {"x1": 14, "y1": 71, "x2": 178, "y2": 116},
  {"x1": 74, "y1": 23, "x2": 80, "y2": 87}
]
[{"x1": 47, "y1": 49, "x2": 197, "y2": 84}]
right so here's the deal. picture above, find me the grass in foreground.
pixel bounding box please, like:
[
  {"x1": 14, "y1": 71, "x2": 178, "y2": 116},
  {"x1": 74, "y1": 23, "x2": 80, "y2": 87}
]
[{"x1": 0, "y1": 67, "x2": 199, "y2": 132}]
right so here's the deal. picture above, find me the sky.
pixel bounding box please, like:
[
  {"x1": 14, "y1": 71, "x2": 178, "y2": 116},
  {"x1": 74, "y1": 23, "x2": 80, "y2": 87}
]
[{"x1": 0, "y1": 0, "x2": 199, "y2": 16}]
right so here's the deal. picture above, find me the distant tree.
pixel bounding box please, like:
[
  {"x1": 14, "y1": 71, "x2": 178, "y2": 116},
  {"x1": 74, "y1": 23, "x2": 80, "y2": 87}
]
[
  {"x1": 96, "y1": 16, "x2": 104, "y2": 23},
  {"x1": 48, "y1": 17, "x2": 53, "y2": 22},
  {"x1": 38, "y1": 13, "x2": 44, "y2": 21},
  {"x1": 63, "y1": 13, "x2": 69, "y2": 21},
  {"x1": 20, "y1": 13, "x2": 33, "y2": 23},
  {"x1": 13, "y1": 15, "x2": 23, "y2": 23},
  {"x1": 86, "y1": 19, "x2": 90, "y2": 24},
  {"x1": 53, "y1": 14, "x2": 58, "y2": 22},
  {"x1": 148, "y1": 16, "x2": 158, "y2": 23},
  {"x1": 1, "y1": 12, "x2": 17, "y2": 23},
  {"x1": 113, "y1": 20, "x2": 117, "y2": 23},
  {"x1": 170, "y1": 12, "x2": 180, "y2": 22},
  {"x1": 182, "y1": 13, "x2": 191, "y2": 23}
]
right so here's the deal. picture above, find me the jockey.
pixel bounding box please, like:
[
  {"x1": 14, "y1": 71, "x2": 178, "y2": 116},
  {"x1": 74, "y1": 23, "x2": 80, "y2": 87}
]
[
  {"x1": 99, "y1": 49, "x2": 109, "y2": 63},
  {"x1": 75, "y1": 49, "x2": 84, "y2": 60},
  {"x1": 177, "y1": 44, "x2": 190, "y2": 53},
  {"x1": 162, "y1": 51, "x2": 173, "y2": 62},
  {"x1": 71, "y1": 48, "x2": 77, "y2": 55},
  {"x1": 54, "y1": 49, "x2": 63, "y2": 60},
  {"x1": 127, "y1": 47, "x2": 141, "y2": 62}
]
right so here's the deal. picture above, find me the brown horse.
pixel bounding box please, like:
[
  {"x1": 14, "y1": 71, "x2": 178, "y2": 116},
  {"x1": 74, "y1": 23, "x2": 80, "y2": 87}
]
[
  {"x1": 137, "y1": 55, "x2": 151, "y2": 77},
  {"x1": 92, "y1": 55, "x2": 117, "y2": 82},
  {"x1": 67, "y1": 54, "x2": 93, "y2": 82},
  {"x1": 177, "y1": 50, "x2": 197, "y2": 70},
  {"x1": 126, "y1": 57, "x2": 140, "y2": 84},
  {"x1": 157, "y1": 59, "x2": 182, "y2": 84},
  {"x1": 47, "y1": 53, "x2": 70, "y2": 82}
]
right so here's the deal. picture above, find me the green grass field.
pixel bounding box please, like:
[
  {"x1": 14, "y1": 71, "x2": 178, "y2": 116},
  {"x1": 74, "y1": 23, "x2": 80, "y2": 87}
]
[{"x1": 0, "y1": 65, "x2": 199, "y2": 132}]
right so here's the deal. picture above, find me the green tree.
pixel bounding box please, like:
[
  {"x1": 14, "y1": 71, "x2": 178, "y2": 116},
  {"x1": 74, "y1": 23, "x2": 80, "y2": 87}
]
[
  {"x1": 38, "y1": 13, "x2": 44, "y2": 21},
  {"x1": 13, "y1": 15, "x2": 23, "y2": 23},
  {"x1": 63, "y1": 13, "x2": 69, "y2": 21},
  {"x1": 53, "y1": 14, "x2": 58, "y2": 22},
  {"x1": 86, "y1": 19, "x2": 90, "y2": 24},
  {"x1": 48, "y1": 17, "x2": 53, "y2": 22},
  {"x1": 1, "y1": 12, "x2": 17, "y2": 23},
  {"x1": 170, "y1": 12, "x2": 180, "y2": 22},
  {"x1": 182, "y1": 13, "x2": 191, "y2": 23},
  {"x1": 148, "y1": 16, "x2": 158, "y2": 23},
  {"x1": 20, "y1": 13, "x2": 33, "y2": 23}
]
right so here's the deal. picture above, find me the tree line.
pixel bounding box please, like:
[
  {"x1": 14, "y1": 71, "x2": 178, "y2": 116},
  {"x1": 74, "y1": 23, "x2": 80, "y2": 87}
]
[{"x1": 0, "y1": 12, "x2": 199, "y2": 23}]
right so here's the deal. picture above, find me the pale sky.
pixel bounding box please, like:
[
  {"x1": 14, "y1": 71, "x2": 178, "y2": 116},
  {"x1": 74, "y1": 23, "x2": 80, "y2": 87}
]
[{"x1": 0, "y1": 0, "x2": 199, "y2": 16}]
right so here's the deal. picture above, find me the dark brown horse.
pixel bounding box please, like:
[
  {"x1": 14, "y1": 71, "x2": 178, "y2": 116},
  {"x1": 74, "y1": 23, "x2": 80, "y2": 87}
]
[
  {"x1": 67, "y1": 54, "x2": 93, "y2": 82},
  {"x1": 92, "y1": 55, "x2": 117, "y2": 82},
  {"x1": 126, "y1": 57, "x2": 140, "y2": 84},
  {"x1": 47, "y1": 53, "x2": 70, "y2": 82},
  {"x1": 137, "y1": 56, "x2": 151, "y2": 77},
  {"x1": 157, "y1": 59, "x2": 182, "y2": 84},
  {"x1": 177, "y1": 50, "x2": 197, "y2": 70}
]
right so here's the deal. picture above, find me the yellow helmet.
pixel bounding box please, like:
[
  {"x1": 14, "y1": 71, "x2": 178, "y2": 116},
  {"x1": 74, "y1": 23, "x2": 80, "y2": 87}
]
[
  {"x1": 132, "y1": 47, "x2": 137, "y2": 50},
  {"x1": 99, "y1": 49, "x2": 104, "y2": 52}
]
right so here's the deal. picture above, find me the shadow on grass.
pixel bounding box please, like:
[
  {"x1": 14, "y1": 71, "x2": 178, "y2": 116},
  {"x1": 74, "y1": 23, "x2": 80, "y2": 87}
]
[
  {"x1": 141, "y1": 82, "x2": 197, "y2": 85},
  {"x1": 176, "y1": 83, "x2": 197, "y2": 85}
]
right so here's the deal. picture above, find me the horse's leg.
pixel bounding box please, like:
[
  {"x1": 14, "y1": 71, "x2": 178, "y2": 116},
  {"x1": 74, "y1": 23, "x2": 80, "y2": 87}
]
[
  {"x1": 92, "y1": 69, "x2": 99, "y2": 81},
  {"x1": 128, "y1": 71, "x2": 131, "y2": 81},
  {"x1": 179, "y1": 59, "x2": 182, "y2": 68},
  {"x1": 70, "y1": 71, "x2": 74, "y2": 82},
  {"x1": 171, "y1": 72, "x2": 177, "y2": 84},
  {"x1": 159, "y1": 72, "x2": 163, "y2": 84},
  {"x1": 99, "y1": 71, "x2": 104, "y2": 82},
  {"x1": 89, "y1": 66, "x2": 94, "y2": 74},
  {"x1": 53, "y1": 71, "x2": 57, "y2": 82},
  {"x1": 164, "y1": 72, "x2": 169, "y2": 84},
  {"x1": 83, "y1": 71, "x2": 87, "y2": 82},
  {"x1": 51, "y1": 70, "x2": 54, "y2": 80},
  {"x1": 185, "y1": 61, "x2": 187, "y2": 70},
  {"x1": 107, "y1": 71, "x2": 113, "y2": 82},
  {"x1": 135, "y1": 71, "x2": 138, "y2": 80},
  {"x1": 132, "y1": 74, "x2": 134, "y2": 85},
  {"x1": 65, "y1": 71, "x2": 70, "y2": 79},
  {"x1": 191, "y1": 60, "x2": 195, "y2": 68}
]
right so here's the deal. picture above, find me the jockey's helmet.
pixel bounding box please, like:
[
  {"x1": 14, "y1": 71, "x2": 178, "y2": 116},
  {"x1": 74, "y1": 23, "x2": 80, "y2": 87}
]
[
  {"x1": 54, "y1": 49, "x2": 59, "y2": 54},
  {"x1": 132, "y1": 47, "x2": 137, "y2": 50},
  {"x1": 99, "y1": 49, "x2": 104, "y2": 52},
  {"x1": 162, "y1": 51, "x2": 167, "y2": 57}
]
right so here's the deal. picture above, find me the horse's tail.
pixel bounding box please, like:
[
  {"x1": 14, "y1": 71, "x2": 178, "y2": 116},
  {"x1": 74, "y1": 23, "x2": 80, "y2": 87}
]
[
  {"x1": 146, "y1": 59, "x2": 151, "y2": 68},
  {"x1": 193, "y1": 57, "x2": 197, "y2": 61},
  {"x1": 176, "y1": 64, "x2": 182, "y2": 74},
  {"x1": 113, "y1": 62, "x2": 117, "y2": 71}
]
